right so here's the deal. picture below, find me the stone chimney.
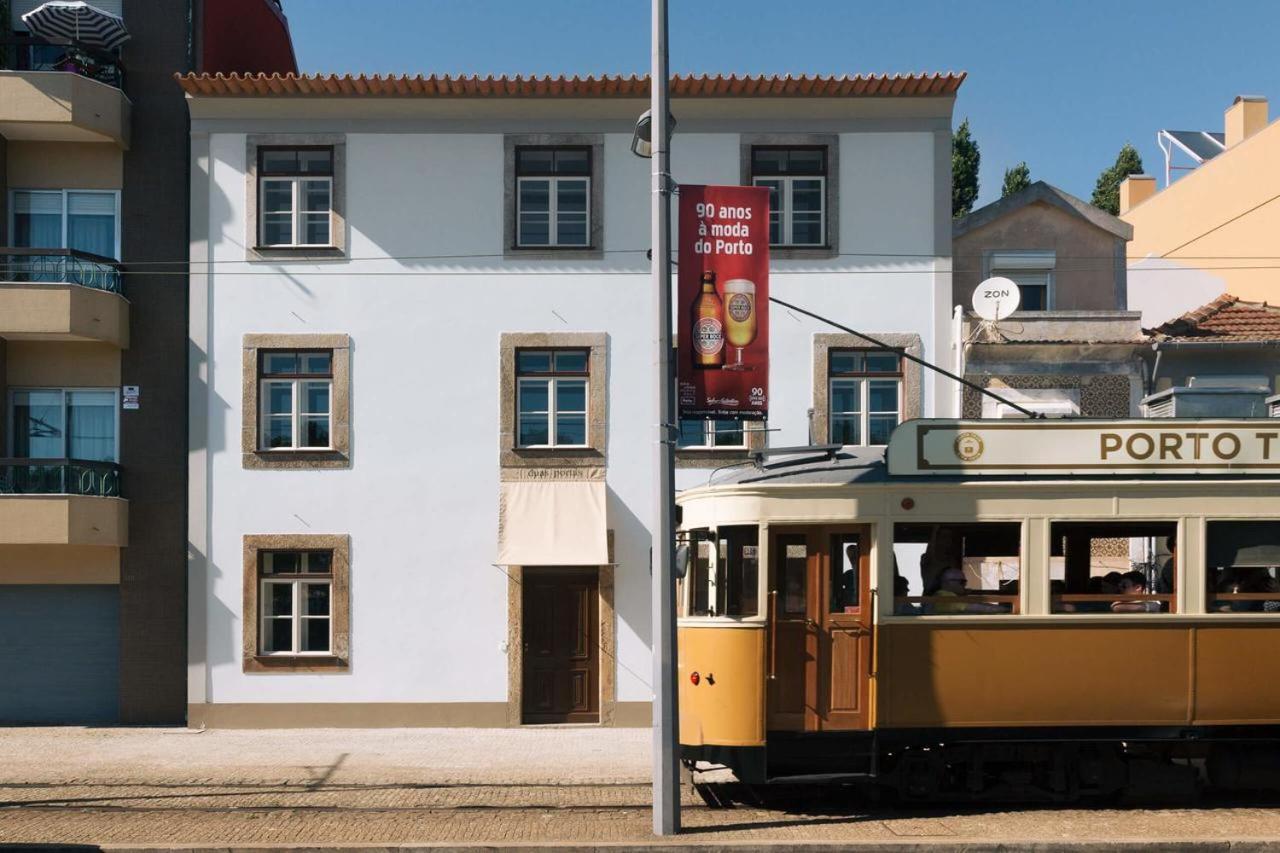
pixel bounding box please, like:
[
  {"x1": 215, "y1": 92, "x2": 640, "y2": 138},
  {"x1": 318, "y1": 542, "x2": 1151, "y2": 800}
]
[
  {"x1": 1225, "y1": 95, "x2": 1268, "y2": 147},
  {"x1": 1120, "y1": 174, "x2": 1157, "y2": 214}
]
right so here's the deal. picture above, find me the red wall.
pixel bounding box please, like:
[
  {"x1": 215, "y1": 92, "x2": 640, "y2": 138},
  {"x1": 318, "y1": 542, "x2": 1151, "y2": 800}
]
[{"x1": 201, "y1": 0, "x2": 297, "y2": 75}]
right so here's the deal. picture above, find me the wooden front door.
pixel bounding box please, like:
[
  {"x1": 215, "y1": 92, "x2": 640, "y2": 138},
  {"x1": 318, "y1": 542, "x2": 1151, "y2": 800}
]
[
  {"x1": 522, "y1": 568, "x2": 599, "y2": 724},
  {"x1": 767, "y1": 528, "x2": 873, "y2": 732}
]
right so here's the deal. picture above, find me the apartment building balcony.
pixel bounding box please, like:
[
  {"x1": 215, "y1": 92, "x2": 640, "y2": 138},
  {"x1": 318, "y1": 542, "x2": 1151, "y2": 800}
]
[
  {"x1": 0, "y1": 36, "x2": 129, "y2": 147},
  {"x1": 0, "y1": 249, "x2": 128, "y2": 347},
  {"x1": 0, "y1": 459, "x2": 126, "y2": 546}
]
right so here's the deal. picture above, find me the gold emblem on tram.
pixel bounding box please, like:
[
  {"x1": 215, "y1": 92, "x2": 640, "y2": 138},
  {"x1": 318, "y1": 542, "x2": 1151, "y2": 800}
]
[{"x1": 954, "y1": 431, "x2": 985, "y2": 462}]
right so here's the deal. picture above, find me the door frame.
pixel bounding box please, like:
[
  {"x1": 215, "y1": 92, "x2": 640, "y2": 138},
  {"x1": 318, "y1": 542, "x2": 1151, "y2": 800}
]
[
  {"x1": 505, "y1": 537, "x2": 616, "y2": 726},
  {"x1": 766, "y1": 524, "x2": 874, "y2": 733}
]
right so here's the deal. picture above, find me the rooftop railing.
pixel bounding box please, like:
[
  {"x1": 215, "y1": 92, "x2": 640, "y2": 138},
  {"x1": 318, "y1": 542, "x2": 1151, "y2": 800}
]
[
  {"x1": 0, "y1": 459, "x2": 121, "y2": 498},
  {"x1": 0, "y1": 34, "x2": 123, "y2": 88},
  {"x1": 0, "y1": 248, "x2": 122, "y2": 295}
]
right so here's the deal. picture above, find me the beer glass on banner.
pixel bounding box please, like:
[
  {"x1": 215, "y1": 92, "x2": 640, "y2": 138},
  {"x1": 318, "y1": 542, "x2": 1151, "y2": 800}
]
[{"x1": 723, "y1": 278, "x2": 757, "y2": 370}]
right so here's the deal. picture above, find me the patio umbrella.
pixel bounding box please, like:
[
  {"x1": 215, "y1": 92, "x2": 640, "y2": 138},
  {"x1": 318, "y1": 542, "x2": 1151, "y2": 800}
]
[{"x1": 21, "y1": 1, "x2": 130, "y2": 50}]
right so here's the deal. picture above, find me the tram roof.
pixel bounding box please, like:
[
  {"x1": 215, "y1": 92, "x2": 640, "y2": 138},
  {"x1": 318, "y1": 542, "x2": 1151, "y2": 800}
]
[{"x1": 711, "y1": 446, "x2": 890, "y2": 486}]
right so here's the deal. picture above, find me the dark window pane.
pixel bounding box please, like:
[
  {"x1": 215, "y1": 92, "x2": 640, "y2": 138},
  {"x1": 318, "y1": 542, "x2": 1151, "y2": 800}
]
[
  {"x1": 518, "y1": 416, "x2": 550, "y2": 446},
  {"x1": 864, "y1": 352, "x2": 900, "y2": 373},
  {"x1": 268, "y1": 583, "x2": 293, "y2": 614},
  {"x1": 262, "y1": 352, "x2": 298, "y2": 375},
  {"x1": 1020, "y1": 284, "x2": 1049, "y2": 311},
  {"x1": 555, "y1": 414, "x2": 587, "y2": 445},
  {"x1": 791, "y1": 218, "x2": 823, "y2": 245},
  {"x1": 302, "y1": 352, "x2": 332, "y2": 375},
  {"x1": 518, "y1": 214, "x2": 550, "y2": 246},
  {"x1": 556, "y1": 216, "x2": 588, "y2": 246},
  {"x1": 302, "y1": 618, "x2": 330, "y2": 652},
  {"x1": 868, "y1": 380, "x2": 899, "y2": 413},
  {"x1": 868, "y1": 414, "x2": 897, "y2": 445},
  {"x1": 831, "y1": 415, "x2": 862, "y2": 445},
  {"x1": 751, "y1": 148, "x2": 787, "y2": 175},
  {"x1": 268, "y1": 619, "x2": 292, "y2": 652},
  {"x1": 553, "y1": 350, "x2": 588, "y2": 373},
  {"x1": 677, "y1": 419, "x2": 705, "y2": 447},
  {"x1": 557, "y1": 180, "x2": 587, "y2": 212},
  {"x1": 830, "y1": 351, "x2": 862, "y2": 375},
  {"x1": 265, "y1": 418, "x2": 293, "y2": 448},
  {"x1": 780, "y1": 537, "x2": 807, "y2": 614},
  {"x1": 832, "y1": 535, "x2": 860, "y2": 611},
  {"x1": 712, "y1": 418, "x2": 744, "y2": 446},
  {"x1": 266, "y1": 552, "x2": 301, "y2": 574},
  {"x1": 261, "y1": 149, "x2": 298, "y2": 172},
  {"x1": 306, "y1": 551, "x2": 333, "y2": 573},
  {"x1": 305, "y1": 584, "x2": 330, "y2": 616},
  {"x1": 517, "y1": 351, "x2": 552, "y2": 374},
  {"x1": 297, "y1": 149, "x2": 333, "y2": 174},
  {"x1": 519, "y1": 179, "x2": 550, "y2": 211},
  {"x1": 518, "y1": 381, "x2": 549, "y2": 413},
  {"x1": 556, "y1": 380, "x2": 586, "y2": 413},
  {"x1": 517, "y1": 148, "x2": 554, "y2": 174},
  {"x1": 554, "y1": 148, "x2": 590, "y2": 174},
  {"x1": 261, "y1": 217, "x2": 292, "y2": 246},
  {"x1": 301, "y1": 415, "x2": 330, "y2": 448},
  {"x1": 831, "y1": 379, "x2": 861, "y2": 413},
  {"x1": 788, "y1": 148, "x2": 825, "y2": 174}
]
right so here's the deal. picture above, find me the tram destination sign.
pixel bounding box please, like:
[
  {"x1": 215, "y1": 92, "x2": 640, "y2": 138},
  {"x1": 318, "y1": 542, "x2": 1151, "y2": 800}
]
[{"x1": 888, "y1": 420, "x2": 1280, "y2": 476}]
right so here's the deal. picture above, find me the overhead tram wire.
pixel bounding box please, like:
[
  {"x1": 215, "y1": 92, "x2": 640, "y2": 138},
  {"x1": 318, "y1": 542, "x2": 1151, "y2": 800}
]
[{"x1": 768, "y1": 294, "x2": 1042, "y2": 419}]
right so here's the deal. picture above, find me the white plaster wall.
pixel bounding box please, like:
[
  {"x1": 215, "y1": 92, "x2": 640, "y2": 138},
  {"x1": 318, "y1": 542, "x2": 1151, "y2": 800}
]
[{"x1": 198, "y1": 125, "x2": 946, "y2": 705}]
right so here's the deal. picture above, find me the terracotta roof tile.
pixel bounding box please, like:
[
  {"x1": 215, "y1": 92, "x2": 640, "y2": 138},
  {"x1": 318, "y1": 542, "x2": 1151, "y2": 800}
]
[
  {"x1": 175, "y1": 72, "x2": 965, "y2": 98},
  {"x1": 1148, "y1": 293, "x2": 1280, "y2": 341}
]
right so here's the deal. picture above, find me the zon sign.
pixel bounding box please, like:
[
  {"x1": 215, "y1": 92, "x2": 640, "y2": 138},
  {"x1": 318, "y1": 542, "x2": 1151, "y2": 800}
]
[{"x1": 887, "y1": 420, "x2": 1280, "y2": 476}]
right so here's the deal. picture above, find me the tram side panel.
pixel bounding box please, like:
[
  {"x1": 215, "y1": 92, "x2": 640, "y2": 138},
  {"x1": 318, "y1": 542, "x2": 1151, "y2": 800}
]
[
  {"x1": 878, "y1": 622, "x2": 1280, "y2": 729},
  {"x1": 678, "y1": 625, "x2": 766, "y2": 775}
]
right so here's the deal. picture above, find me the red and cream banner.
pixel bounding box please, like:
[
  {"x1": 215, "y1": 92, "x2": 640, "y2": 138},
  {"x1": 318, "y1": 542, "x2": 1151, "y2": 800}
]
[{"x1": 676, "y1": 185, "x2": 770, "y2": 420}]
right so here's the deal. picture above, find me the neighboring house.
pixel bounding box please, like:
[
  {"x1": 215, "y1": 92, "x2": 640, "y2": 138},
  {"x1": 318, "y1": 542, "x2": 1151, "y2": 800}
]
[
  {"x1": 1143, "y1": 294, "x2": 1280, "y2": 418},
  {"x1": 1124, "y1": 96, "x2": 1280, "y2": 326},
  {"x1": 952, "y1": 182, "x2": 1144, "y2": 418},
  {"x1": 183, "y1": 71, "x2": 961, "y2": 728},
  {"x1": 0, "y1": 0, "x2": 294, "y2": 726}
]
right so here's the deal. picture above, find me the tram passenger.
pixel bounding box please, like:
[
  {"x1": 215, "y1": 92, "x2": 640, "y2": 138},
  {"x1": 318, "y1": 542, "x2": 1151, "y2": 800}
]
[
  {"x1": 893, "y1": 574, "x2": 919, "y2": 615},
  {"x1": 930, "y1": 568, "x2": 969, "y2": 614},
  {"x1": 1112, "y1": 570, "x2": 1160, "y2": 612},
  {"x1": 1157, "y1": 537, "x2": 1176, "y2": 595},
  {"x1": 920, "y1": 527, "x2": 961, "y2": 596}
]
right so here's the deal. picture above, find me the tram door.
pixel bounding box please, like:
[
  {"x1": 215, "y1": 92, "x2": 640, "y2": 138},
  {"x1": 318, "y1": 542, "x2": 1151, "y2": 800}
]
[{"x1": 768, "y1": 527, "x2": 872, "y2": 732}]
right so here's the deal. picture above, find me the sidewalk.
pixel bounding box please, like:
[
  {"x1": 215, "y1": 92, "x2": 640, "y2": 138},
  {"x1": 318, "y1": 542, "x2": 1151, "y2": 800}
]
[{"x1": 3, "y1": 727, "x2": 1280, "y2": 849}]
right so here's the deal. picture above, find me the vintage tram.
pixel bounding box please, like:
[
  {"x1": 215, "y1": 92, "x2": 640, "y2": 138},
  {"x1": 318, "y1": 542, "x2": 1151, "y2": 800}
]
[{"x1": 677, "y1": 419, "x2": 1280, "y2": 799}]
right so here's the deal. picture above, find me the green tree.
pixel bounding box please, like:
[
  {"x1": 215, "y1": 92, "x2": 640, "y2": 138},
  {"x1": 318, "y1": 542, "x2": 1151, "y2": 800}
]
[
  {"x1": 1092, "y1": 143, "x2": 1144, "y2": 215},
  {"x1": 1001, "y1": 162, "x2": 1031, "y2": 198},
  {"x1": 952, "y1": 118, "x2": 980, "y2": 218}
]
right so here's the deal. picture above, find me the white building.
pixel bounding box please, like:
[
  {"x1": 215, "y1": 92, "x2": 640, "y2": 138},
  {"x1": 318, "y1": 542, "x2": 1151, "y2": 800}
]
[{"x1": 184, "y1": 72, "x2": 961, "y2": 727}]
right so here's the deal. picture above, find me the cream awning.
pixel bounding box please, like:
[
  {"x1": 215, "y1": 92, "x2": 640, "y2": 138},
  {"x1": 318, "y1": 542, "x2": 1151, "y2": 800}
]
[{"x1": 497, "y1": 479, "x2": 608, "y2": 566}]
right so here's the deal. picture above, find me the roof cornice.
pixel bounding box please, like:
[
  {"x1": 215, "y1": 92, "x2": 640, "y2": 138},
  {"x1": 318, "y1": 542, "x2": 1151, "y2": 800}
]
[
  {"x1": 175, "y1": 71, "x2": 966, "y2": 99},
  {"x1": 954, "y1": 181, "x2": 1133, "y2": 241}
]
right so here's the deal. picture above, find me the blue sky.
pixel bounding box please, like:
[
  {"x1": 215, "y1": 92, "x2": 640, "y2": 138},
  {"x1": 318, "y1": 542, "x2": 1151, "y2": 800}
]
[{"x1": 286, "y1": 0, "x2": 1280, "y2": 208}]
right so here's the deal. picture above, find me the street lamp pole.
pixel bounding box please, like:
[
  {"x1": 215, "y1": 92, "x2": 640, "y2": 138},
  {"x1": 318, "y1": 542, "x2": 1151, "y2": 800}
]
[{"x1": 649, "y1": 0, "x2": 680, "y2": 837}]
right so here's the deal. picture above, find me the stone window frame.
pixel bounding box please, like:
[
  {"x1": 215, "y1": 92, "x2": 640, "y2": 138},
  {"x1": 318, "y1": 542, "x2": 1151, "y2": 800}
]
[
  {"x1": 740, "y1": 133, "x2": 839, "y2": 260},
  {"x1": 242, "y1": 533, "x2": 350, "y2": 673},
  {"x1": 242, "y1": 333, "x2": 350, "y2": 470},
  {"x1": 246, "y1": 134, "x2": 347, "y2": 261},
  {"x1": 812, "y1": 333, "x2": 922, "y2": 445},
  {"x1": 500, "y1": 332, "x2": 607, "y2": 469},
  {"x1": 504, "y1": 134, "x2": 604, "y2": 260}
]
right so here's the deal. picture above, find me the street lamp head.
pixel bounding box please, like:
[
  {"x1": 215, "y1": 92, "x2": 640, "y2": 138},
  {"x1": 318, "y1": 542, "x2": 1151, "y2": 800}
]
[{"x1": 631, "y1": 108, "x2": 676, "y2": 158}]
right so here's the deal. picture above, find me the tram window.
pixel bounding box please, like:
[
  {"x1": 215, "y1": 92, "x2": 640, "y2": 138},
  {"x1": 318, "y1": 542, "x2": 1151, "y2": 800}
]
[
  {"x1": 777, "y1": 534, "x2": 807, "y2": 615},
  {"x1": 716, "y1": 526, "x2": 759, "y2": 617},
  {"x1": 1206, "y1": 521, "x2": 1280, "y2": 613},
  {"x1": 686, "y1": 530, "x2": 713, "y2": 616},
  {"x1": 1049, "y1": 521, "x2": 1176, "y2": 614},
  {"x1": 892, "y1": 523, "x2": 1020, "y2": 615},
  {"x1": 831, "y1": 534, "x2": 860, "y2": 612}
]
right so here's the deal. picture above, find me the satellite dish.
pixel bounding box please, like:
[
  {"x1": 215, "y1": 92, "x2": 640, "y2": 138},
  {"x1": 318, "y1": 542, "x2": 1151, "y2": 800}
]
[{"x1": 972, "y1": 276, "x2": 1021, "y2": 321}]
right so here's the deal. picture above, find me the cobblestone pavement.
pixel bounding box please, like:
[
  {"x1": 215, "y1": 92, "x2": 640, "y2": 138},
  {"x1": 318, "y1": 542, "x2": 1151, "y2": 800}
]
[{"x1": 4, "y1": 728, "x2": 1280, "y2": 848}]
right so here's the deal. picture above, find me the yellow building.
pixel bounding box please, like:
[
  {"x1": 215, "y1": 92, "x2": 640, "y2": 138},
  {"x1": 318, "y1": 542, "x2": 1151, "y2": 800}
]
[{"x1": 1123, "y1": 96, "x2": 1280, "y2": 326}]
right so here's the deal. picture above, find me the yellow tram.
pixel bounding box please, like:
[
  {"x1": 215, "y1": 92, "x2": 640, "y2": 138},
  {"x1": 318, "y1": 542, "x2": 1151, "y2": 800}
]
[{"x1": 677, "y1": 419, "x2": 1280, "y2": 799}]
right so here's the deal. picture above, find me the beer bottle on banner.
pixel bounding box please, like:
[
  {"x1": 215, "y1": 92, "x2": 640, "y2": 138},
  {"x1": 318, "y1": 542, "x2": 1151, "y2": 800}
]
[{"x1": 691, "y1": 271, "x2": 725, "y2": 368}]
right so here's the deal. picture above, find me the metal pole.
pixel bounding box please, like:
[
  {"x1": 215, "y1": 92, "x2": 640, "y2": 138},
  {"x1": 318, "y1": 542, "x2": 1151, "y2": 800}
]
[{"x1": 650, "y1": 0, "x2": 680, "y2": 837}]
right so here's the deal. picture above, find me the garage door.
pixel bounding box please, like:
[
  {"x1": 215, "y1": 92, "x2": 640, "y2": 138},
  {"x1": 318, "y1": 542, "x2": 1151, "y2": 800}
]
[{"x1": 0, "y1": 585, "x2": 119, "y2": 724}]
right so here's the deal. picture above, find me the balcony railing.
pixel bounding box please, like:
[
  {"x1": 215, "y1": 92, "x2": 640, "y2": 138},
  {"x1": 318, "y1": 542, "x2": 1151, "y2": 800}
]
[
  {"x1": 0, "y1": 248, "x2": 122, "y2": 294},
  {"x1": 0, "y1": 459, "x2": 121, "y2": 498},
  {"x1": 0, "y1": 35, "x2": 123, "y2": 88}
]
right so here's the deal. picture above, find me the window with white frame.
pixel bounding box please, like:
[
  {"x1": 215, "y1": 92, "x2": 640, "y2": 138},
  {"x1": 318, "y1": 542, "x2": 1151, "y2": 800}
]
[
  {"x1": 259, "y1": 350, "x2": 333, "y2": 450},
  {"x1": 11, "y1": 189, "x2": 119, "y2": 259},
  {"x1": 751, "y1": 146, "x2": 826, "y2": 247},
  {"x1": 259, "y1": 550, "x2": 333, "y2": 655},
  {"x1": 829, "y1": 350, "x2": 902, "y2": 446},
  {"x1": 257, "y1": 147, "x2": 334, "y2": 248},
  {"x1": 677, "y1": 417, "x2": 747, "y2": 449},
  {"x1": 515, "y1": 147, "x2": 591, "y2": 248},
  {"x1": 8, "y1": 388, "x2": 117, "y2": 461},
  {"x1": 516, "y1": 349, "x2": 588, "y2": 447}
]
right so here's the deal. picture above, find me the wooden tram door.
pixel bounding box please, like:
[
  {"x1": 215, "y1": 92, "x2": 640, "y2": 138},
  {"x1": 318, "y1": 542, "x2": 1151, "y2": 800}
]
[
  {"x1": 767, "y1": 528, "x2": 873, "y2": 732},
  {"x1": 521, "y1": 568, "x2": 600, "y2": 724}
]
